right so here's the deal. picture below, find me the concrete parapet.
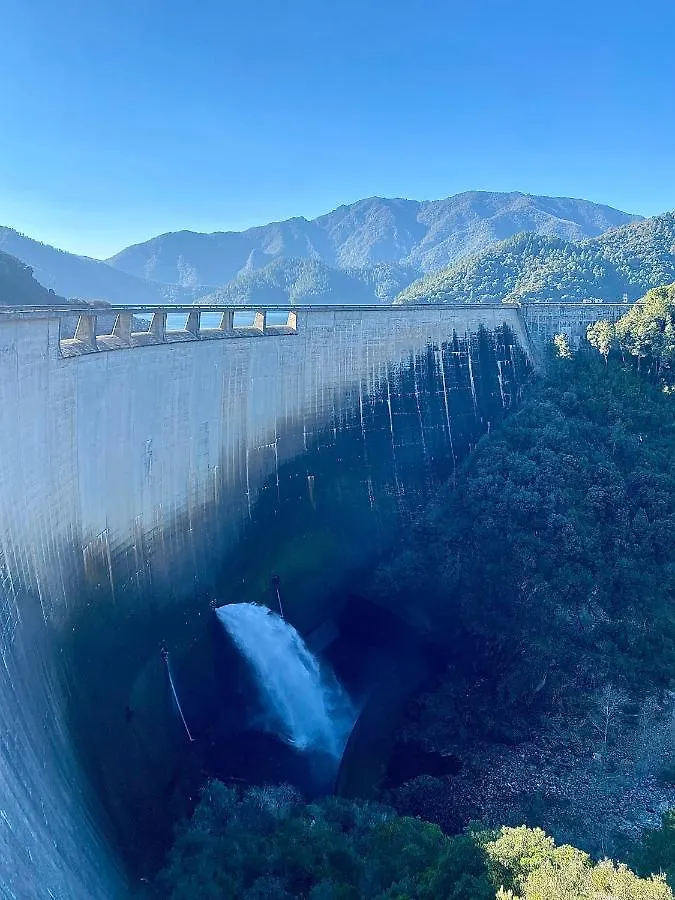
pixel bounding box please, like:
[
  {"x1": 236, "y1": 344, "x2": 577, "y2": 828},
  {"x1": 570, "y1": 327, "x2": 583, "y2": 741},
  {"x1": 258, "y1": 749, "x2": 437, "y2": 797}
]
[
  {"x1": 53, "y1": 300, "x2": 632, "y2": 363},
  {"x1": 53, "y1": 303, "x2": 537, "y2": 359}
]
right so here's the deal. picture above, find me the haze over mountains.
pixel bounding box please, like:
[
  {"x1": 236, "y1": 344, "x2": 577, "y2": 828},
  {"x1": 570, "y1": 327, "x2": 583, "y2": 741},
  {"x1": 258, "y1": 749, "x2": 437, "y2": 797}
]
[
  {"x1": 0, "y1": 227, "x2": 204, "y2": 306},
  {"x1": 0, "y1": 191, "x2": 639, "y2": 307},
  {"x1": 108, "y1": 192, "x2": 637, "y2": 287}
]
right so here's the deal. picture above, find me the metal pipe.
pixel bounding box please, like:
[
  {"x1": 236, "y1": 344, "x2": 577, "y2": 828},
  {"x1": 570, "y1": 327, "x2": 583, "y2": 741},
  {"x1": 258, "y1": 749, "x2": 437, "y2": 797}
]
[
  {"x1": 271, "y1": 574, "x2": 284, "y2": 619},
  {"x1": 160, "y1": 644, "x2": 194, "y2": 742}
]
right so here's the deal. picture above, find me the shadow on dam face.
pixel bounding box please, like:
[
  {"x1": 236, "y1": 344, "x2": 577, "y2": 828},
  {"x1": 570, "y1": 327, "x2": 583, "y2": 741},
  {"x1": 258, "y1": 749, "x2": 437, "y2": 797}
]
[{"x1": 0, "y1": 309, "x2": 531, "y2": 897}]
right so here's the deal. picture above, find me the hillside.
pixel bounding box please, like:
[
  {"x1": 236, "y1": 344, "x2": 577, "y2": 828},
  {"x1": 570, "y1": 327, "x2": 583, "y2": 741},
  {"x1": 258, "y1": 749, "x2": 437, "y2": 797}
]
[
  {"x1": 197, "y1": 258, "x2": 419, "y2": 306},
  {"x1": 396, "y1": 212, "x2": 675, "y2": 304},
  {"x1": 0, "y1": 250, "x2": 70, "y2": 306},
  {"x1": 0, "y1": 228, "x2": 204, "y2": 306},
  {"x1": 107, "y1": 192, "x2": 638, "y2": 287},
  {"x1": 369, "y1": 346, "x2": 675, "y2": 861}
]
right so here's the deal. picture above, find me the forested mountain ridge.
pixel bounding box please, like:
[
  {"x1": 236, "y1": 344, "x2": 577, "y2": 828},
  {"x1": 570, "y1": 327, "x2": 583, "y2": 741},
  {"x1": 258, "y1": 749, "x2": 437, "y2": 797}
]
[
  {"x1": 197, "y1": 257, "x2": 420, "y2": 306},
  {"x1": 0, "y1": 228, "x2": 206, "y2": 305},
  {"x1": 0, "y1": 250, "x2": 70, "y2": 306},
  {"x1": 396, "y1": 212, "x2": 675, "y2": 304},
  {"x1": 107, "y1": 192, "x2": 638, "y2": 287}
]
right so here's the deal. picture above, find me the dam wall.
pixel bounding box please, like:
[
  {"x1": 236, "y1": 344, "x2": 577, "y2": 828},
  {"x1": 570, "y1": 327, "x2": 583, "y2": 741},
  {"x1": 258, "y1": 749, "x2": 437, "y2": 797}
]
[
  {"x1": 0, "y1": 303, "x2": 532, "y2": 898},
  {"x1": 1, "y1": 303, "x2": 532, "y2": 625},
  {"x1": 522, "y1": 300, "x2": 630, "y2": 353}
]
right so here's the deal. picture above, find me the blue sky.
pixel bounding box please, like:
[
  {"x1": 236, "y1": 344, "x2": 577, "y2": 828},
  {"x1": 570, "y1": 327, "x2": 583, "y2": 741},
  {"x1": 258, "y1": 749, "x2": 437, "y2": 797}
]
[{"x1": 1, "y1": 0, "x2": 674, "y2": 258}]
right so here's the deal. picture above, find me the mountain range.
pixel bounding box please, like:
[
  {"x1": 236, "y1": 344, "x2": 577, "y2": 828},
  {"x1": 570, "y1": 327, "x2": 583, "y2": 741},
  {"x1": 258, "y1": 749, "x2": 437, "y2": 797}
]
[
  {"x1": 0, "y1": 192, "x2": 639, "y2": 307},
  {"x1": 396, "y1": 212, "x2": 675, "y2": 305},
  {"x1": 108, "y1": 192, "x2": 637, "y2": 287},
  {"x1": 0, "y1": 228, "x2": 205, "y2": 306}
]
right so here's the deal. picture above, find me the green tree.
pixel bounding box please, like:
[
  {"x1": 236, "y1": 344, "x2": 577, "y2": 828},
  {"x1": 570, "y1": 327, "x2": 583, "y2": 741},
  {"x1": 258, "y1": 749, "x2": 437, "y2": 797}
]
[
  {"x1": 587, "y1": 319, "x2": 616, "y2": 362},
  {"x1": 633, "y1": 810, "x2": 675, "y2": 889},
  {"x1": 485, "y1": 827, "x2": 672, "y2": 899},
  {"x1": 553, "y1": 333, "x2": 573, "y2": 359},
  {"x1": 159, "y1": 785, "x2": 674, "y2": 900},
  {"x1": 605, "y1": 283, "x2": 675, "y2": 379}
]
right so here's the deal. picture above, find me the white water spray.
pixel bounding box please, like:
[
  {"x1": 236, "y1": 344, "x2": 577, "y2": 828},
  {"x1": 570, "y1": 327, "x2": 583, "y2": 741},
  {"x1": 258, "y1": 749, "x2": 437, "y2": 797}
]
[{"x1": 217, "y1": 603, "x2": 354, "y2": 759}]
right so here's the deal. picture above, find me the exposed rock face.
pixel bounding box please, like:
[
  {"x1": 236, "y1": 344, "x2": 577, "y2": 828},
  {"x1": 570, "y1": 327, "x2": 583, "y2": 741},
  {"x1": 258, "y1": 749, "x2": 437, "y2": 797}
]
[{"x1": 389, "y1": 675, "x2": 675, "y2": 858}]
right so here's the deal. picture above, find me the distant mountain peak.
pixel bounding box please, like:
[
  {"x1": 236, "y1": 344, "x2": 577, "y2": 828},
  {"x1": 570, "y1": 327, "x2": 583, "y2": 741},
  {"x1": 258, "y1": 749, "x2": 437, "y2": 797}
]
[{"x1": 104, "y1": 191, "x2": 639, "y2": 289}]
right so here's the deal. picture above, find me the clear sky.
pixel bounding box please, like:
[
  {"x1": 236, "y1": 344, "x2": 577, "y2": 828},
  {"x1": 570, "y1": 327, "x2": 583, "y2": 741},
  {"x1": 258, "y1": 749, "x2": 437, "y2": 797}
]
[{"x1": 1, "y1": 0, "x2": 674, "y2": 259}]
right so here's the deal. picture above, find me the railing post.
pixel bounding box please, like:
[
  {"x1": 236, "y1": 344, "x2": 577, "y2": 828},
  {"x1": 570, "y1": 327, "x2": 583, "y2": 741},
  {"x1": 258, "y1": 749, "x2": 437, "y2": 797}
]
[
  {"x1": 219, "y1": 310, "x2": 234, "y2": 332},
  {"x1": 254, "y1": 310, "x2": 267, "y2": 333},
  {"x1": 186, "y1": 309, "x2": 200, "y2": 338},
  {"x1": 74, "y1": 314, "x2": 98, "y2": 351},
  {"x1": 112, "y1": 312, "x2": 132, "y2": 345},
  {"x1": 150, "y1": 311, "x2": 166, "y2": 342}
]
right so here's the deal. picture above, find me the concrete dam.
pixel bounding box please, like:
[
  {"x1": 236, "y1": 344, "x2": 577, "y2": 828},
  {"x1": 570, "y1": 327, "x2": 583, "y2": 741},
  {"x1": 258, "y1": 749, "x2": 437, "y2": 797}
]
[{"x1": 0, "y1": 300, "x2": 626, "y2": 898}]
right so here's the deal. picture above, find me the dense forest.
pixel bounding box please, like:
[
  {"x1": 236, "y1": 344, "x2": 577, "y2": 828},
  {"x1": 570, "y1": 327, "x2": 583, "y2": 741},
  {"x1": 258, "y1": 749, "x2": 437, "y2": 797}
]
[
  {"x1": 588, "y1": 283, "x2": 675, "y2": 379},
  {"x1": 372, "y1": 287, "x2": 675, "y2": 863},
  {"x1": 396, "y1": 213, "x2": 675, "y2": 305},
  {"x1": 157, "y1": 784, "x2": 672, "y2": 899},
  {"x1": 158, "y1": 284, "x2": 675, "y2": 898},
  {"x1": 197, "y1": 258, "x2": 420, "y2": 306}
]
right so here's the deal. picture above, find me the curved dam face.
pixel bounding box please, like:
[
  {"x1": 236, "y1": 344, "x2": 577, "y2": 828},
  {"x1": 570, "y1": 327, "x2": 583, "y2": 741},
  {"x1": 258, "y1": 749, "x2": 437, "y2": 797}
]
[{"x1": 0, "y1": 304, "x2": 533, "y2": 898}]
